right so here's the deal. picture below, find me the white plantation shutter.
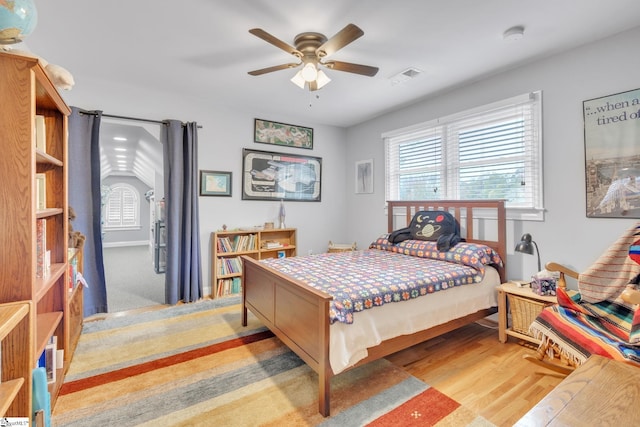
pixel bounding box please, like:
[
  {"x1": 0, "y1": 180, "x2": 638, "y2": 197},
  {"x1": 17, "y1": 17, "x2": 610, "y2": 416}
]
[
  {"x1": 384, "y1": 92, "x2": 542, "y2": 216},
  {"x1": 104, "y1": 184, "x2": 140, "y2": 228}
]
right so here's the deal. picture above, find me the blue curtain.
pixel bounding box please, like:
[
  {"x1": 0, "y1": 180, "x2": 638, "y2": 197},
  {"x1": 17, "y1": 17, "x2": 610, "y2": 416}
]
[
  {"x1": 68, "y1": 107, "x2": 108, "y2": 316},
  {"x1": 162, "y1": 121, "x2": 203, "y2": 304}
]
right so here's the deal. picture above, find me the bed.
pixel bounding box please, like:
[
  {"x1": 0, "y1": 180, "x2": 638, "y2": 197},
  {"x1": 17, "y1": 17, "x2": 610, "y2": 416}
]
[{"x1": 241, "y1": 200, "x2": 506, "y2": 416}]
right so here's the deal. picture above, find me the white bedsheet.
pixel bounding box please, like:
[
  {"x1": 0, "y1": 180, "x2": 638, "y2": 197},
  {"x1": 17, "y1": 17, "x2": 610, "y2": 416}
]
[{"x1": 329, "y1": 266, "x2": 499, "y2": 374}]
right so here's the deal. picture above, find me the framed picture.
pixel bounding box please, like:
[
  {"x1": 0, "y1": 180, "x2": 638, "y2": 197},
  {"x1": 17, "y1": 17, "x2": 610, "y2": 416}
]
[
  {"x1": 242, "y1": 148, "x2": 321, "y2": 201},
  {"x1": 583, "y1": 87, "x2": 640, "y2": 218},
  {"x1": 254, "y1": 118, "x2": 313, "y2": 149},
  {"x1": 355, "y1": 159, "x2": 374, "y2": 194},
  {"x1": 200, "y1": 170, "x2": 232, "y2": 197}
]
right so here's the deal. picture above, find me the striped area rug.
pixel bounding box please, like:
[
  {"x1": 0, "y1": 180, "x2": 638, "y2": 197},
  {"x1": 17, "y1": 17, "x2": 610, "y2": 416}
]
[{"x1": 53, "y1": 298, "x2": 493, "y2": 426}]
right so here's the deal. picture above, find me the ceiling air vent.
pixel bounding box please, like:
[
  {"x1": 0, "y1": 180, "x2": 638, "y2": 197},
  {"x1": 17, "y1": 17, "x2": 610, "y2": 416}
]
[{"x1": 390, "y1": 67, "x2": 422, "y2": 85}]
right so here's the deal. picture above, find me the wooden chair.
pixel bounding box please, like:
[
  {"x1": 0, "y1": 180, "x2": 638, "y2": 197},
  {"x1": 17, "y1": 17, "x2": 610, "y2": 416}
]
[{"x1": 524, "y1": 262, "x2": 640, "y2": 375}]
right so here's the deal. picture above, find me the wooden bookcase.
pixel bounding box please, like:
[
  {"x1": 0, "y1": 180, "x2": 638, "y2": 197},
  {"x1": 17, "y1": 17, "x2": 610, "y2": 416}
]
[
  {"x1": 0, "y1": 51, "x2": 72, "y2": 418},
  {"x1": 211, "y1": 228, "x2": 297, "y2": 298},
  {"x1": 0, "y1": 301, "x2": 33, "y2": 419}
]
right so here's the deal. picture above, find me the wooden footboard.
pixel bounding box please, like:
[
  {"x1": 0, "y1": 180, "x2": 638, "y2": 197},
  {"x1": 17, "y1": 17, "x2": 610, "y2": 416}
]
[
  {"x1": 242, "y1": 256, "x2": 333, "y2": 416},
  {"x1": 241, "y1": 199, "x2": 506, "y2": 416}
]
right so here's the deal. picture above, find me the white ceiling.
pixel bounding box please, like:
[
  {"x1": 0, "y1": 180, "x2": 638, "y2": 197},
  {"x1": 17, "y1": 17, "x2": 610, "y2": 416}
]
[
  {"x1": 24, "y1": 0, "x2": 640, "y2": 129},
  {"x1": 19, "y1": 1, "x2": 640, "y2": 185}
]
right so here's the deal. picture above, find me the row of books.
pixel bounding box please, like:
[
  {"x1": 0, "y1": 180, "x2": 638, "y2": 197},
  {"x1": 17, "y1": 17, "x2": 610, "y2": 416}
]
[
  {"x1": 217, "y1": 277, "x2": 242, "y2": 297},
  {"x1": 36, "y1": 219, "x2": 51, "y2": 278},
  {"x1": 217, "y1": 234, "x2": 257, "y2": 253},
  {"x1": 217, "y1": 256, "x2": 243, "y2": 275},
  {"x1": 37, "y1": 335, "x2": 62, "y2": 385}
]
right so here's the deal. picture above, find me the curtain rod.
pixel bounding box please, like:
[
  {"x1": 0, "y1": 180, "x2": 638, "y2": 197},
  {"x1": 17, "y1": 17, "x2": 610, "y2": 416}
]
[{"x1": 78, "y1": 109, "x2": 202, "y2": 128}]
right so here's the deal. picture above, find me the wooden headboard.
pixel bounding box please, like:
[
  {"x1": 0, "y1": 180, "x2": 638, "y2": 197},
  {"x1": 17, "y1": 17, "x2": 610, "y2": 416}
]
[{"x1": 387, "y1": 200, "x2": 507, "y2": 281}]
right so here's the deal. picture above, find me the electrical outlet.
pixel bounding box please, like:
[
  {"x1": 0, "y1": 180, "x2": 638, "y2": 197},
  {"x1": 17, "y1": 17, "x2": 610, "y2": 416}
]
[{"x1": 308, "y1": 249, "x2": 313, "y2": 255}]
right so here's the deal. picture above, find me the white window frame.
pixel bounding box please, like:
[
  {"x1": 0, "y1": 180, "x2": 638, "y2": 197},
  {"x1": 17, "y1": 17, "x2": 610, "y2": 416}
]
[
  {"x1": 103, "y1": 183, "x2": 141, "y2": 230},
  {"x1": 383, "y1": 92, "x2": 544, "y2": 221}
]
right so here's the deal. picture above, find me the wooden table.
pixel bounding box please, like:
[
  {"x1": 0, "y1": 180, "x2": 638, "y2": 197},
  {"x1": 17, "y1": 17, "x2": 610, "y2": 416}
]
[{"x1": 516, "y1": 355, "x2": 640, "y2": 426}]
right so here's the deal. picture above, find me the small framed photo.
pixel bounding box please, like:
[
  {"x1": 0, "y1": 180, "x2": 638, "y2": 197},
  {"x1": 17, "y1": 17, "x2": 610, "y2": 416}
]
[
  {"x1": 200, "y1": 170, "x2": 232, "y2": 197},
  {"x1": 355, "y1": 159, "x2": 374, "y2": 194}
]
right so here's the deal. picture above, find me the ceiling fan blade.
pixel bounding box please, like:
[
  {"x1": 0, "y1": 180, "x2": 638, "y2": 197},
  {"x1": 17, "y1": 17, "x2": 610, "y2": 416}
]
[
  {"x1": 323, "y1": 60, "x2": 379, "y2": 77},
  {"x1": 248, "y1": 63, "x2": 301, "y2": 76},
  {"x1": 249, "y1": 28, "x2": 303, "y2": 58},
  {"x1": 316, "y1": 24, "x2": 364, "y2": 58}
]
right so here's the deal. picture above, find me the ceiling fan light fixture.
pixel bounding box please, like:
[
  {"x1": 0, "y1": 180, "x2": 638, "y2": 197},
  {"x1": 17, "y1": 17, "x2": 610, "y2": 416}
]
[
  {"x1": 290, "y1": 70, "x2": 306, "y2": 89},
  {"x1": 300, "y1": 62, "x2": 318, "y2": 81},
  {"x1": 315, "y1": 69, "x2": 331, "y2": 89}
]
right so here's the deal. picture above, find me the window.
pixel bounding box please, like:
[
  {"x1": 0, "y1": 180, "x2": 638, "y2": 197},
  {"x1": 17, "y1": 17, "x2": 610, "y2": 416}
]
[
  {"x1": 103, "y1": 183, "x2": 140, "y2": 229},
  {"x1": 384, "y1": 92, "x2": 543, "y2": 219}
]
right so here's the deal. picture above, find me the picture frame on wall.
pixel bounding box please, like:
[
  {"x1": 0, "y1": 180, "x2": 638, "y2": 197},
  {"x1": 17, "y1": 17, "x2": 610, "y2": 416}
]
[
  {"x1": 254, "y1": 118, "x2": 313, "y2": 149},
  {"x1": 242, "y1": 148, "x2": 321, "y2": 201},
  {"x1": 200, "y1": 170, "x2": 232, "y2": 197},
  {"x1": 583, "y1": 87, "x2": 640, "y2": 218},
  {"x1": 355, "y1": 159, "x2": 374, "y2": 194}
]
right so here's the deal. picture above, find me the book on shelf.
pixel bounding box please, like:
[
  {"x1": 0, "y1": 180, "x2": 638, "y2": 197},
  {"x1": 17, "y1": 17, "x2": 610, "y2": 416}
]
[
  {"x1": 37, "y1": 335, "x2": 57, "y2": 385},
  {"x1": 217, "y1": 277, "x2": 242, "y2": 297},
  {"x1": 35, "y1": 114, "x2": 46, "y2": 152},
  {"x1": 36, "y1": 218, "x2": 47, "y2": 278},
  {"x1": 217, "y1": 256, "x2": 242, "y2": 275},
  {"x1": 35, "y1": 173, "x2": 46, "y2": 210},
  {"x1": 262, "y1": 240, "x2": 283, "y2": 249},
  {"x1": 217, "y1": 234, "x2": 257, "y2": 253}
]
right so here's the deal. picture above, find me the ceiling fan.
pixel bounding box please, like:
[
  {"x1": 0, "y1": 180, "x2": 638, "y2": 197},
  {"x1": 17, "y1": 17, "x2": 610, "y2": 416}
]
[{"x1": 248, "y1": 23, "x2": 379, "y2": 91}]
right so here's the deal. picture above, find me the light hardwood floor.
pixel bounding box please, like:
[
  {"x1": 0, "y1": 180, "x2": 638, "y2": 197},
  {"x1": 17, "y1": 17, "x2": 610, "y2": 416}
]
[{"x1": 386, "y1": 320, "x2": 565, "y2": 427}]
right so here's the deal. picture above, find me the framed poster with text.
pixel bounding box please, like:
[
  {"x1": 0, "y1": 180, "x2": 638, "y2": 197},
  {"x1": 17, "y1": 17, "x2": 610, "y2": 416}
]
[{"x1": 583, "y1": 87, "x2": 640, "y2": 218}]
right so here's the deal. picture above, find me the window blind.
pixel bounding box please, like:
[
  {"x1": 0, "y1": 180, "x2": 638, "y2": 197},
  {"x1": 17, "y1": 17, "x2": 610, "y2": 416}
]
[{"x1": 384, "y1": 91, "x2": 542, "y2": 211}]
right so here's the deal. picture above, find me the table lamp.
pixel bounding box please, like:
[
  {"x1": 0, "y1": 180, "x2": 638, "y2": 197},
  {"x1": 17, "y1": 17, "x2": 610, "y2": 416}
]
[{"x1": 515, "y1": 233, "x2": 541, "y2": 272}]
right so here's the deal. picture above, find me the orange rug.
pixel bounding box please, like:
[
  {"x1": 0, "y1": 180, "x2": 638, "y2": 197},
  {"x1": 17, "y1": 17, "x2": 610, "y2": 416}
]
[{"x1": 53, "y1": 299, "x2": 493, "y2": 426}]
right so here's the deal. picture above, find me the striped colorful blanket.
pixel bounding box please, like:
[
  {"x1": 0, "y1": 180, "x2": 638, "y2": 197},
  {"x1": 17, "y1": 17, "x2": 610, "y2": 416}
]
[
  {"x1": 578, "y1": 223, "x2": 640, "y2": 303},
  {"x1": 530, "y1": 288, "x2": 640, "y2": 366}
]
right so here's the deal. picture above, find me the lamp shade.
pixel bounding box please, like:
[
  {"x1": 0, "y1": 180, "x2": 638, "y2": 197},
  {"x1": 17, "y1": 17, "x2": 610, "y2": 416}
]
[
  {"x1": 514, "y1": 233, "x2": 534, "y2": 255},
  {"x1": 515, "y1": 233, "x2": 541, "y2": 272}
]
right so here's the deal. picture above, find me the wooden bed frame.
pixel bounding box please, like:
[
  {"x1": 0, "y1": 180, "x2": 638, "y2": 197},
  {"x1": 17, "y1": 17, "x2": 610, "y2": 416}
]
[{"x1": 241, "y1": 200, "x2": 506, "y2": 416}]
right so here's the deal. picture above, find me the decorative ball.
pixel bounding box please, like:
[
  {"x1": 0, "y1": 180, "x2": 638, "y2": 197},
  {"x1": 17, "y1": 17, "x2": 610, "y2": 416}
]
[{"x1": 0, "y1": 0, "x2": 38, "y2": 44}]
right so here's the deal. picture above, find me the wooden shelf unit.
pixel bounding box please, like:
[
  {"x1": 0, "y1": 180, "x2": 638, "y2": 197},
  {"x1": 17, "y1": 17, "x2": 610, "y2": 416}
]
[
  {"x1": 211, "y1": 228, "x2": 297, "y2": 298},
  {"x1": 0, "y1": 51, "x2": 72, "y2": 418},
  {"x1": 0, "y1": 302, "x2": 33, "y2": 418}
]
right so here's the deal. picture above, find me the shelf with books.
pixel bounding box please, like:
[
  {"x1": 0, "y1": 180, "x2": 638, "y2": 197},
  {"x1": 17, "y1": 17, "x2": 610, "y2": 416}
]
[{"x1": 211, "y1": 228, "x2": 297, "y2": 298}]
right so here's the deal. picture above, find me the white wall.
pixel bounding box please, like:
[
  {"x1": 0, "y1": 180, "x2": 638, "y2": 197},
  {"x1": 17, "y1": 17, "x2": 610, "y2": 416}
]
[
  {"x1": 59, "y1": 26, "x2": 640, "y2": 293},
  {"x1": 58, "y1": 76, "x2": 349, "y2": 296},
  {"x1": 345, "y1": 27, "x2": 640, "y2": 283}
]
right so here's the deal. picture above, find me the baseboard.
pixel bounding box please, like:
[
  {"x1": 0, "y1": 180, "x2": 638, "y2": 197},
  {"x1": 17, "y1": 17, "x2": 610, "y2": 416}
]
[{"x1": 103, "y1": 240, "x2": 149, "y2": 248}]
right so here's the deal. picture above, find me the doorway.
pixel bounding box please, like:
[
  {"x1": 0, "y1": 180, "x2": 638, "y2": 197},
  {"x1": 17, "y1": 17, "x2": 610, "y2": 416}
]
[{"x1": 99, "y1": 118, "x2": 166, "y2": 312}]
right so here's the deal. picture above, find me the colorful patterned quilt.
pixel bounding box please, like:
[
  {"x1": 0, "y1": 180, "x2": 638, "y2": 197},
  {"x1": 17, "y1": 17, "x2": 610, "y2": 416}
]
[{"x1": 261, "y1": 237, "x2": 503, "y2": 324}]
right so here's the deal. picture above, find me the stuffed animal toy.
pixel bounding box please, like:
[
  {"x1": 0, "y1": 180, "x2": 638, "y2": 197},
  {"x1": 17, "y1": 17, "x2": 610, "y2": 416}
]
[{"x1": 0, "y1": 45, "x2": 74, "y2": 90}]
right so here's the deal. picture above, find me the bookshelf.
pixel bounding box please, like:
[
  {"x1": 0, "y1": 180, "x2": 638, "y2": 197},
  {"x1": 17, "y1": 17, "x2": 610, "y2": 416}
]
[
  {"x1": 0, "y1": 301, "x2": 32, "y2": 419},
  {"x1": 0, "y1": 51, "x2": 72, "y2": 418},
  {"x1": 211, "y1": 228, "x2": 297, "y2": 298}
]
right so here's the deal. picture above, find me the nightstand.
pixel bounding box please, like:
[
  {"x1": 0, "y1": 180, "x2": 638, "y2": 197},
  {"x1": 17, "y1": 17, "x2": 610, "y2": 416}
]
[{"x1": 497, "y1": 281, "x2": 557, "y2": 344}]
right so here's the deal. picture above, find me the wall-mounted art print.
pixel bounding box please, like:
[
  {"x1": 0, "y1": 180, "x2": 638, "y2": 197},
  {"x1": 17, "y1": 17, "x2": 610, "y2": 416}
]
[
  {"x1": 254, "y1": 118, "x2": 313, "y2": 149},
  {"x1": 242, "y1": 148, "x2": 321, "y2": 201},
  {"x1": 355, "y1": 159, "x2": 374, "y2": 194},
  {"x1": 200, "y1": 170, "x2": 232, "y2": 197},
  {"x1": 583, "y1": 87, "x2": 640, "y2": 218}
]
